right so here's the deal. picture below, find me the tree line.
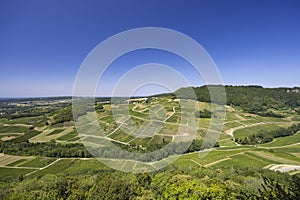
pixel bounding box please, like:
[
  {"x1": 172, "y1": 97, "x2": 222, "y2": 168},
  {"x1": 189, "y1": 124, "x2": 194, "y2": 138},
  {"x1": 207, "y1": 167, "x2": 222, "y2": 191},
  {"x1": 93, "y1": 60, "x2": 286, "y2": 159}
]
[{"x1": 236, "y1": 123, "x2": 300, "y2": 145}]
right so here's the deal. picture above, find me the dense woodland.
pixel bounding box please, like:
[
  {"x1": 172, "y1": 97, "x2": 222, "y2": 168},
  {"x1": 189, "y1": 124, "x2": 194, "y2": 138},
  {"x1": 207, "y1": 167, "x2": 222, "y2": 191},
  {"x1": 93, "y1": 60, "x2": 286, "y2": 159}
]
[
  {"x1": 174, "y1": 85, "x2": 300, "y2": 114},
  {"x1": 1, "y1": 165, "x2": 300, "y2": 200},
  {"x1": 0, "y1": 140, "x2": 92, "y2": 158}
]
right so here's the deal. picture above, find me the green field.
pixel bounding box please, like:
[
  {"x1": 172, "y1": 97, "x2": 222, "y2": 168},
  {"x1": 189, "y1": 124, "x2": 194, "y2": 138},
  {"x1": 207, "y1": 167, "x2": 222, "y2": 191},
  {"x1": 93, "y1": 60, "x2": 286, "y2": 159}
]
[
  {"x1": 212, "y1": 153, "x2": 273, "y2": 168},
  {"x1": 223, "y1": 121, "x2": 243, "y2": 130},
  {"x1": 218, "y1": 138, "x2": 236, "y2": 146},
  {"x1": 4, "y1": 116, "x2": 42, "y2": 125},
  {"x1": 234, "y1": 124, "x2": 282, "y2": 138},
  {"x1": 28, "y1": 159, "x2": 111, "y2": 178},
  {"x1": 109, "y1": 129, "x2": 135, "y2": 143},
  {"x1": 46, "y1": 128, "x2": 65, "y2": 136},
  {"x1": 258, "y1": 132, "x2": 300, "y2": 147},
  {"x1": 6, "y1": 159, "x2": 30, "y2": 166},
  {"x1": 57, "y1": 130, "x2": 78, "y2": 141},
  {"x1": 0, "y1": 125, "x2": 29, "y2": 133},
  {"x1": 0, "y1": 167, "x2": 35, "y2": 180},
  {"x1": 20, "y1": 157, "x2": 57, "y2": 168}
]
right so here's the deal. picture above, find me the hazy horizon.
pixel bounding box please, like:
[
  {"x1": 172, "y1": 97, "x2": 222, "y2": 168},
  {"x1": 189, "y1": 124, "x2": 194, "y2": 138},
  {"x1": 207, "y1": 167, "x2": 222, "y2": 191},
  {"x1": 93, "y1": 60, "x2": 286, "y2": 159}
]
[{"x1": 1, "y1": 84, "x2": 299, "y2": 98}]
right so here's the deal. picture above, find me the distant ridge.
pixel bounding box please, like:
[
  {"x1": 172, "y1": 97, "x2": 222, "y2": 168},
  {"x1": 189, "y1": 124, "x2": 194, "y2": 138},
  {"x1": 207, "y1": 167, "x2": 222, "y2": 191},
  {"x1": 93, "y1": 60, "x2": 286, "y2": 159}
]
[{"x1": 151, "y1": 85, "x2": 300, "y2": 115}]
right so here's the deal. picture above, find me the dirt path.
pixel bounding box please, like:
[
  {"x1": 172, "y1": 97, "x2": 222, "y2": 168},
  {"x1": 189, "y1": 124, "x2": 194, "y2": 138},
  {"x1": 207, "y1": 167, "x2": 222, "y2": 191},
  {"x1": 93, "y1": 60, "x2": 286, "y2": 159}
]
[
  {"x1": 2, "y1": 123, "x2": 32, "y2": 127},
  {"x1": 268, "y1": 164, "x2": 300, "y2": 173},
  {"x1": 25, "y1": 158, "x2": 63, "y2": 176},
  {"x1": 80, "y1": 134, "x2": 129, "y2": 145},
  {"x1": 257, "y1": 142, "x2": 300, "y2": 149},
  {"x1": 163, "y1": 106, "x2": 176, "y2": 122},
  {"x1": 234, "y1": 114, "x2": 246, "y2": 121},
  {"x1": 202, "y1": 152, "x2": 245, "y2": 167},
  {"x1": 39, "y1": 158, "x2": 62, "y2": 170},
  {"x1": 30, "y1": 126, "x2": 75, "y2": 143},
  {"x1": 0, "y1": 156, "x2": 63, "y2": 177},
  {"x1": 191, "y1": 159, "x2": 202, "y2": 167},
  {"x1": 1, "y1": 165, "x2": 39, "y2": 170},
  {"x1": 204, "y1": 157, "x2": 231, "y2": 167}
]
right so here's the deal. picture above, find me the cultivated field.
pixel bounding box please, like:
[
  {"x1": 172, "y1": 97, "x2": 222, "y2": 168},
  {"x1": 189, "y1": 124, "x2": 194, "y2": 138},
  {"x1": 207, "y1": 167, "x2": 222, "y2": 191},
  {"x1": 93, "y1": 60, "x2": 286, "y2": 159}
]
[{"x1": 1, "y1": 97, "x2": 300, "y2": 178}]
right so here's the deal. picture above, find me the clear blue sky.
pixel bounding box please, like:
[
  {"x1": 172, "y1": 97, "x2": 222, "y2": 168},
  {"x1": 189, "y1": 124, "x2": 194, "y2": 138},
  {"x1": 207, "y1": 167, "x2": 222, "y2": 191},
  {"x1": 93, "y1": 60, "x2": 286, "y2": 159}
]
[{"x1": 0, "y1": 0, "x2": 300, "y2": 97}]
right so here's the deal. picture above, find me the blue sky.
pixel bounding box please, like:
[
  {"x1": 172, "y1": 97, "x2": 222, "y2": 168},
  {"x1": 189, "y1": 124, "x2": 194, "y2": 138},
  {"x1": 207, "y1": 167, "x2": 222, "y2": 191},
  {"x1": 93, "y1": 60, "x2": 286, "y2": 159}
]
[{"x1": 0, "y1": 0, "x2": 300, "y2": 97}]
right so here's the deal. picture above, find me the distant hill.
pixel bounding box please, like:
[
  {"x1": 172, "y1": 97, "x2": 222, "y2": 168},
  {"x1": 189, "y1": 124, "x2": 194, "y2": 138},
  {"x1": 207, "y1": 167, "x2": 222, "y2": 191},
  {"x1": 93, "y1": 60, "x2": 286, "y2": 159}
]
[{"x1": 155, "y1": 85, "x2": 300, "y2": 115}]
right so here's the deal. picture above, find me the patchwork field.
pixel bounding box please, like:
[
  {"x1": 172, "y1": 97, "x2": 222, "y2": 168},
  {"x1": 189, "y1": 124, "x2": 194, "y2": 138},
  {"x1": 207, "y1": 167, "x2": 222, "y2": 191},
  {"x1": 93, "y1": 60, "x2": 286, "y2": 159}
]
[{"x1": 1, "y1": 96, "x2": 300, "y2": 179}]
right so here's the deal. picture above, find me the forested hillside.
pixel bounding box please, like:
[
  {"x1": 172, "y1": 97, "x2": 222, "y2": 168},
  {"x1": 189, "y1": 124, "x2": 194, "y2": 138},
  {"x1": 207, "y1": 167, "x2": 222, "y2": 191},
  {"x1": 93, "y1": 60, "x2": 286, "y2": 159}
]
[{"x1": 174, "y1": 85, "x2": 300, "y2": 115}]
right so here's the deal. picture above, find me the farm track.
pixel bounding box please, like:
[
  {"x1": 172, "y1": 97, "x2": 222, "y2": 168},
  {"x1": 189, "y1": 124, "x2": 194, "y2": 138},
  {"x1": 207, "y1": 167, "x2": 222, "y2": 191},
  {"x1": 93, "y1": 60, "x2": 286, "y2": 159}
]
[
  {"x1": 257, "y1": 142, "x2": 300, "y2": 149},
  {"x1": 1, "y1": 166, "x2": 39, "y2": 170},
  {"x1": 204, "y1": 157, "x2": 232, "y2": 167},
  {"x1": 0, "y1": 156, "x2": 63, "y2": 176},
  {"x1": 2, "y1": 123, "x2": 32, "y2": 127},
  {"x1": 25, "y1": 157, "x2": 96, "y2": 176}
]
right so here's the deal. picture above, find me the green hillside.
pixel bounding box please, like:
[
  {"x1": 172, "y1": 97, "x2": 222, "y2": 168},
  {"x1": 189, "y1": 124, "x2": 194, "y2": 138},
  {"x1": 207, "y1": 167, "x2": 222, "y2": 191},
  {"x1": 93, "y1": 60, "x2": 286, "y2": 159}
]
[
  {"x1": 0, "y1": 87, "x2": 300, "y2": 199},
  {"x1": 174, "y1": 85, "x2": 300, "y2": 114}
]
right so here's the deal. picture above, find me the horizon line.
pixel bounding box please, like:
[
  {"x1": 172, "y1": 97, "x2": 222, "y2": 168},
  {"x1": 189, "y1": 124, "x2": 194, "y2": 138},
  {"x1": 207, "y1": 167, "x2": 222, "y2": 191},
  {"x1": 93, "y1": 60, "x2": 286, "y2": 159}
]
[{"x1": 1, "y1": 84, "x2": 299, "y2": 99}]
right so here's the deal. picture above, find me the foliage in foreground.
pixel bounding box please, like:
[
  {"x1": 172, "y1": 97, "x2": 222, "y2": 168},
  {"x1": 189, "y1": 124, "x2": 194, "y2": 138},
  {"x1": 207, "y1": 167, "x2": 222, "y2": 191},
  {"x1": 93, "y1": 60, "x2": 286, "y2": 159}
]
[{"x1": 1, "y1": 166, "x2": 299, "y2": 200}]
